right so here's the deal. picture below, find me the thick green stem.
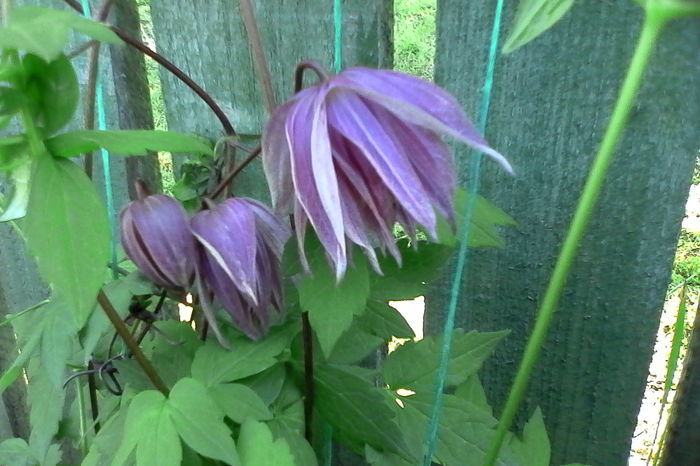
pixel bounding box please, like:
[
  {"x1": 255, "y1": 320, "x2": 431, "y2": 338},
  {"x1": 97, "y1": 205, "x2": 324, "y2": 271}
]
[{"x1": 484, "y1": 9, "x2": 667, "y2": 466}]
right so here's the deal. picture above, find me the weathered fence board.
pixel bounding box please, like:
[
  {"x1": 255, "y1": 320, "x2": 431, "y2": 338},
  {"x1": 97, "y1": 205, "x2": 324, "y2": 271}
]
[{"x1": 427, "y1": 1, "x2": 700, "y2": 465}]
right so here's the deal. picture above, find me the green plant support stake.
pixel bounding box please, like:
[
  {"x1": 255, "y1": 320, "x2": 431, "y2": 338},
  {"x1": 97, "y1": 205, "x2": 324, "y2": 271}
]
[{"x1": 483, "y1": 1, "x2": 700, "y2": 463}]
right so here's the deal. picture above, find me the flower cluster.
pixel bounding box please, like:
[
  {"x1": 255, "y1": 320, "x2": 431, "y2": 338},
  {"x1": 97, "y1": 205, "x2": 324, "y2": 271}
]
[
  {"x1": 121, "y1": 65, "x2": 508, "y2": 343},
  {"x1": 262, "y1": 66, "x2": 510, "y2": 280},
  {"x1": 120, "y1": 190, "x2": 289, "y2": 341}
]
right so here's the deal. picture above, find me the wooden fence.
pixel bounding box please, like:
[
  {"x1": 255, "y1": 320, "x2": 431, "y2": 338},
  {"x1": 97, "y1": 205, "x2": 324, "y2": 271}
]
[{"x1": 0, "y1": 1, "x2": 698, "y2": 465}]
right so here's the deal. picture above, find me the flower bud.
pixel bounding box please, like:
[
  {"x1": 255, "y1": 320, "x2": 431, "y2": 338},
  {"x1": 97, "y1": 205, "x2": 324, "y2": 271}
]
[
  {"x1": 191, "y1": 198, "x2": 289, "y2": 340},
  {"x1": 120, "y1": 193, "x2": 195, "y2": 290}
]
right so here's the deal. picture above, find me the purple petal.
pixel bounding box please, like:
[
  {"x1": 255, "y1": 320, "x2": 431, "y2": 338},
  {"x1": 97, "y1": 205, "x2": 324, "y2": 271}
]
[
  {"x1": 326, "y1": 89, "x2": 438, "y2": 236},
  {"x1": 337, "y1": 69, "x2": 513, "y2": 174},
  {"x1": 262, "y1": 99, "x2": 296, "y2": 214},
  {"x1": 191, "y1": 200, "x2": 258, "y2": 304},
  {"x1": 286, "y1": 88, "x2": 347, "y2": 278}
]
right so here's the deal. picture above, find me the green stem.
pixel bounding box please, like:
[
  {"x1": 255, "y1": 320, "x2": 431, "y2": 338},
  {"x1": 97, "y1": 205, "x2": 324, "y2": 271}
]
[{"x1": 484, "y1": 9, "x2": 667, "y2": 466}]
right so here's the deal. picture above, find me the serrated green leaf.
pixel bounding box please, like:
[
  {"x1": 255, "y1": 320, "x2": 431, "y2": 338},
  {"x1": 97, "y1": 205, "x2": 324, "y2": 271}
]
[
  {"x1": 0, "y1": 7, "x2": 120, "y2": 61},
  {"x1": 24, "y1": 155, "x2": 109, "y2": 327},
  {"x1": 38, "y1": 297, "x2": 77, "y2": 388},
  {"x1": 507, "y1": 407, "x2": 550, "y2": 466},
  {"x1": 238, "y1": 419, "x2": 295, "y2": 466},
  {"x1": 358, "y1": 301, "x2": 415, "y2": 340},
  {"x1": 0, "y1": 438, "x2": 32, "y2": 466},
  {"x1": 371, "y1": 240, "x2": 452, "y2": 301},
  {"x1": 315, "y1": 364, "x2": 408, "y2": 459},
  {"x1": 82, "y1": 404, "x2": 127, "y2": 466},
  {"x1": 267, "y1": 400, "x2": 318, "y2": 466},
  {"x1": 112, "y1": 390, "x2": 167, "y2": 466},
  {"x1": 26, "y1": 362, "x2": 66, "y2": 464},
  {"x1": 150, "y1": 321, "x2": 203, "y2": 388},
  {"x1": 398, "y1": 393, "x2": 516, "y2": 466},
  {"x1": 454, "y1": 375, "x2": 493, "y2": 417},
  {"x1": 210, "y1": 383, "x2": 272, "y2": 424},
  {"x1": 437, "y1": 189, "x2": 516, "y2": 248},
  {"x1": 137, "y1": 403, "x2": 182, "y2": 466},
  {"x1": 299, "y1": 244, "x2": 370, "y2": 357},
  {"x1": 46, "y1": 130, "x2": 214, "y2": 158},
  {"x1": 328, "y1": 319, "x2": 384, "y2": 364},
  {"x1": 191, "y1": 326, "x2": 295, "y2": 386},
  {"x1": 502, "y1": 0, "x2": 576, "y2": 54},
  {"x1": 168, "y1": 378, "x2": 239, "y2": 465},
  {"x1": 22, "y1": 54, "x2": 78, "y2": 135},
  {"x1": 383, "y1": 330, "x2": 509, "y2": 391}
]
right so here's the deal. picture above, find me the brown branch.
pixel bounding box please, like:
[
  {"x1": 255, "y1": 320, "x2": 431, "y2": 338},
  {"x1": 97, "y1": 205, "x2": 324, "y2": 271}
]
[
  {"x1": 238, "y1": 0, "x2": 276, "y2": 114},
  {"x1": 63, "y1": 0, "x2": 236, "y2": 136},
  {"x1": 97, "y1": 290, "x2": 169, "y2": 396},
  {"x1": 208, "y1": 146, "x2": 262, "y2": 199}
]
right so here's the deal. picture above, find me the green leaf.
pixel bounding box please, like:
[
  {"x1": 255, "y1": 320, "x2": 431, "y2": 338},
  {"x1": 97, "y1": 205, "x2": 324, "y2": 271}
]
[
  {"x1": 82, "y1": 404, "x2": 128, "y2": 466},
  {"x1": 371, "y1": 240, "x2": 452, "y2": 301},
  {"x1": 267, "y1": 400, "x2": 318, "y2": 466},
  {"x1": 358, "y1": 301, "x2": 415, "y2": 341},
  {"x1": 0, "y1": 7, "x2": 120, "y2": 62},
  {"x1": 209, "y1": 383, "x2": 273, "y2": 423},
  {"x1": 299, "y1": 243, "x2": 370, "y2": 357},
  {"x1": 22, "y1": 54, "x2": 78, "y2": 135},
  {"x1": 383, "y1": 330, "x2": 509, "y2": 391},
  {"x1": 314, "y1": 364, "x2": 407, "y2": 458},
  {"x1": 454, "y1": 375, "x2": 493, "y2": 417},
  {"x1": 327, "y1": 319, "x2": 384, "y2": 364},
  {"x1": 24, "y1": 155, "x2": 109, "y2": 326},
  {"x1": 0, "y1": 135, "x2": 28, "y2": 171},
  {"x1": 46, "y1": 130, "x2": 214, "y2": 158},
  {"x1": 150, "y1": 321, "x2": 203, "y2": 388},
  {"x1": 507, "y1": 407, "x2": 550, "y2": 466},
  {"x1": 138, "y1": 403, "x2": 182, "y2": 466},
  {"x1": 112, "y1": 390, "x2": 167, "y2": 466},
  {"x1": 398, "y1": 393, "x2": 516, "y2": 466},
  {"x1": 191, "y1": 326, "x2": 295, "y2": 386},
  {"x1": 0, "y1": 438, "x2": 32, "y2": 466},
  {"x1": 26, "y1": 362, "x2": 66, "y2": 464},
  {"x1": 167, "y1": 378, "x2": 240, "y2": 465},
  {"x1": 240, "y1": 364, "x2": 287, "y2": 405},
  {"x1": 436, "y1": 189, "x2": 516, "y2": 248},
  {"x1": 238, "y1": 419, "x2": 295, "y2": 466},
  {"x1": 38, "y1": 297, "x2": 77, "y2": 388},
  {"x1": 502, "y1": 0, "x2": 576, "y2": 54}
]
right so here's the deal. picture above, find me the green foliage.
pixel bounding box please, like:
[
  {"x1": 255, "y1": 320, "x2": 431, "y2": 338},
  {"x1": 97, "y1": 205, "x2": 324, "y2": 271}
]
[
  {"x1": 437, "y1": 188, "x2": 517, "y2": 248},
  {"x1": 370, "y1": 240, "x2": 452, "y2": 300},
  {"x1": 502, "y1": 0, "x2": 576, "y2": 54},
  {"x1": 237, "y1": 419, "x2": 295, "y2": 466},
  {"x1": 507, "y1": 407, "x2": 550, "y2": 466},
  {"x1": 21, "y1": 54, "x2": 78, "y2": 135},
  {"x1": 0, "y1": 7, "x2": 121, "y2": 61},
  {"x1": 46, "y1": 130, "x2": 214, "y2": 158},
  {"x1": 209, "y1": 383, "x2": 272, "y2": 423},
  {"x1": 191, "y1": 324, "x2": 296, "y2": 386},
  {"x1": 358, "y1": 301, "x2": 415, "y2": 341},
  {"x1": 24, "y1": 154, "x2": 110, "y2": 326},
  {"x1": 298, "y1": 242, "x2": 370, "y2": 357},
  {"x1": 383, "y1": 330, "x2": 509, "y2": 391},
  {"x1": 314, "y1": 364, "x2": 408, "y2": 458}
]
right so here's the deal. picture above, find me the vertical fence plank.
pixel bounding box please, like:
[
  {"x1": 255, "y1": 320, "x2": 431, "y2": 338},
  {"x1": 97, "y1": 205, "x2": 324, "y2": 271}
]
[
  {"x1": 148, "y1": 0, "x2": 392, "y2": 201},
  {"x1": 427, "y1": 1, "x2": 700, "y2": 464}
]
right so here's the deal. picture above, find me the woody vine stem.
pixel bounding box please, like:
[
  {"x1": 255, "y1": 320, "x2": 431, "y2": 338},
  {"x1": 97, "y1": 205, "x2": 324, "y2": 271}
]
[{"x1": 484, "y1": 1, "x2": 699, "y2": 464}]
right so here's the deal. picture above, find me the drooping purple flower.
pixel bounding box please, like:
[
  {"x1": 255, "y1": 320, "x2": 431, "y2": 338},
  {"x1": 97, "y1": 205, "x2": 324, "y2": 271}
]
[
  {"x1": 262, "y1": 66, "x2": 512, "y2": 279},
  {"x1": 120, "y1": 191, "x2": 196, "y2": 290},
  {"x1": 191, "y1": 198, "x2": 290, "y2": 340}
]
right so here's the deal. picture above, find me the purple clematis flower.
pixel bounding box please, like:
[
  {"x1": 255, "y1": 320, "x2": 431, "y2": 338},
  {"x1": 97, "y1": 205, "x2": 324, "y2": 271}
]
[
  {"x1": 191, "y1": 198, "x2": 290, "y2": 340},
  {"x1": 262, "y1": 66, "x2": 512, "y2": 280},
  {"x1": 120, "y1": 188, "x2": 196, "y2": 290}
]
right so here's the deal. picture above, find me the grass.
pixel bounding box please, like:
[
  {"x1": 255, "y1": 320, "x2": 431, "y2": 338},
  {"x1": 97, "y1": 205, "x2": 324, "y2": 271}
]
[{"x1": 394, "y1": 0, "x2": 436, "y2": 80}]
